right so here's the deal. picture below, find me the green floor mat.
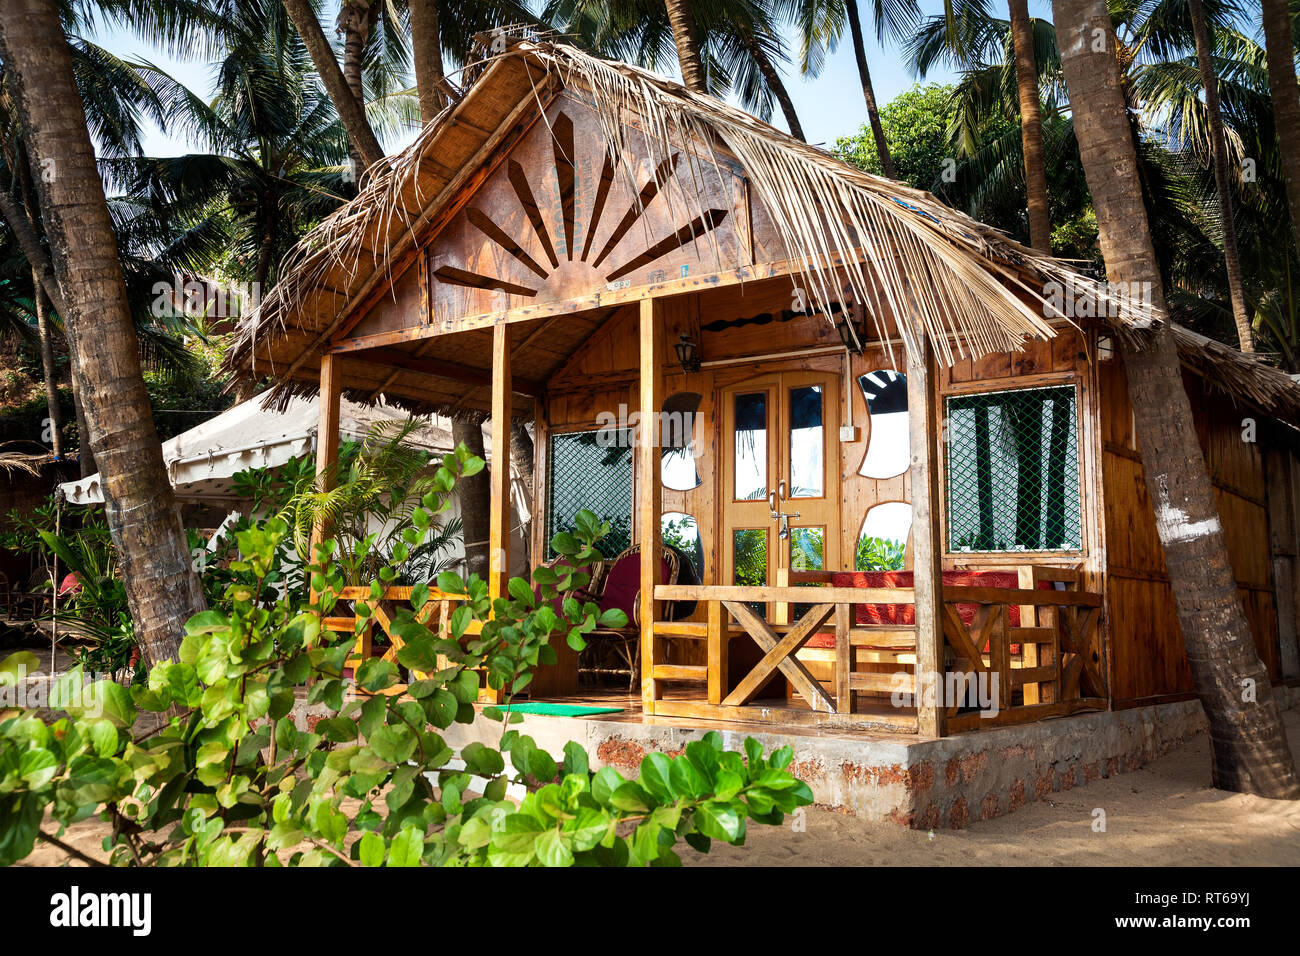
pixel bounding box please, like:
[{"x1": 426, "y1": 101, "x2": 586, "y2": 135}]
[{"x1": 499, "y1": 702, "x2": 625, "y2": 717}]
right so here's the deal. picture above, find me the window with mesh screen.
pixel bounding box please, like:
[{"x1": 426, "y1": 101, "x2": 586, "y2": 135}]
[
  {"x1": 945, "y1": 385, "x2": 1082, "y2": 553},
  {"x1": 546, "y1": 428, "x2": 633, "y2": 559}
]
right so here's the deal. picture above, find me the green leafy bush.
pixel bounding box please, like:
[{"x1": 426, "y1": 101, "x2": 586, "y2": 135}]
[{"x1": 0, "y1": 447, "x2": 812, "y2": 866}]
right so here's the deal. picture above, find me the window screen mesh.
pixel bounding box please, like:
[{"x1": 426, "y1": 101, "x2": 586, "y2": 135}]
[
  {"x1": 546, "y1": 429, "x2": 633, "y2": 558},
  {"x1": 945, "y1": 386, "x2": 1081, "y2": 553}
]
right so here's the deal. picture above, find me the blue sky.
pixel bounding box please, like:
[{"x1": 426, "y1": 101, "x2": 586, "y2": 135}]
[{"x1": 87, "y1": 0, "x2": 1038, "y2": 157}]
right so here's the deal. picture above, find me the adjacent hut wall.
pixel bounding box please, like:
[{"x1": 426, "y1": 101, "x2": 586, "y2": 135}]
[{"x1": 1098, "y1": 354, "x2": 1299, "y2": 707}]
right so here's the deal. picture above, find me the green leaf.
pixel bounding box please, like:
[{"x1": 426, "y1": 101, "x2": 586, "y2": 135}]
[
  {"x1": 355, "y1": 659, "x2": 397, "y2": 693},
  {"x1": 0, "y1": 650, "x2": 38, "y2": 686},
  {"x1": 84, "y1": 719, "x2": 119, "y2": 759},
  {"x1": 93, "y1": 680, "x2": 138, "y2": 729},
  {"x1": 564, "y1": 808, "x2": 609, "y2": 853},
  {"x1": 358, "y1": 831, "x2": 385, "y2": 867},
  {"x1": 609, "y1": 781, "x2": 653, "y2": 813},
  {"x1": 489, "y1": 814, "x2": 542, "y2": 865},
  {"x1": 669, "y1": 756, "x2": 706, "y2": 799},
  {"x1": 562, "y1": 741, "x2": 589, "y2": 778},
  {"x1": 369, "y1": 724, "x2": 416, "y2": 763},
  {"x1": 535, "y1": 828, "x2": 574, "y2": 867},
  {"x1": 591, "y1": 767, "x2": 624, "y2": 806},
  {"x1": 436, "y1": 571, "x2": 466, "y2": 595},
  {"x1": 461, "y1": 741, "x2": 505, "y2": 776},
  {"x1": 638, "y1": 752, "x2": 675, "y2": 803},
  {"x1": 387, "y1": 826, "x2": 424, "y2": 866},
  {"x1": 696, "y1": 801, "x2": 745, "y2": 843},
  {"x1": 18, "y1": 749, "x2": 58, "y2": 787}
]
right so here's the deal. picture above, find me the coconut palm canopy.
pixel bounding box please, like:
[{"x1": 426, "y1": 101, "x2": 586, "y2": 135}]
[{"x1": 223, "y1": 35, "x2": 1297, "y2": 425}]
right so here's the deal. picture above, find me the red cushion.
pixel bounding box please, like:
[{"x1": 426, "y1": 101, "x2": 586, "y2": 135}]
[
  {"x1": 829, "y1": 570, "x2": 1030, "y2": 626},
  {"x1": 802, "y1": 570, "x2": 1050, "y2": 653},
  {"x1": 599, "y1": 553, "x2": 670, "y2": 622}
]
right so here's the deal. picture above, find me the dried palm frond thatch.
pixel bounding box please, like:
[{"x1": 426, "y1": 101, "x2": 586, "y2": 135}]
[
  {"x1": 223, "y1": 36, "x2": 1164, "y2": 404},
  {"x1": 0, "y1": 444, "x2": 53, "y2": 475},
  {"x1": 1172, "y1": 325, "x2": 1300, "y2": 426}
]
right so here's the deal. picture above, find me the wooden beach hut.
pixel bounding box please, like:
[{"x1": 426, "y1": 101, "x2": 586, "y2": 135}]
[{"x1": 225, "y1": 38, "x2": 1300, "y2": 739}]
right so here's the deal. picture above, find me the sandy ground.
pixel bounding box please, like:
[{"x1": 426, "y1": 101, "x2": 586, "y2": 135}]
[
  {"x1": 683, "y1": 708, "x2": 1300, "y2": 867},
  {"x1": 19, "y1": 710, "x2": 1300, "y2": 867}
]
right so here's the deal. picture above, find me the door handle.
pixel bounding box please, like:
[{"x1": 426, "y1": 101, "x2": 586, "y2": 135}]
[
  {"x1": 767, "y1": 489, "x2": 777, "y2": 511},
  {"x1": 778, "y1": 479, "x2": 787, "y2": 500}
]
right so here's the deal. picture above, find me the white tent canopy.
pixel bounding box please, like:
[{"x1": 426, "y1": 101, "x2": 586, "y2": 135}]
[{"x1": 56, "y1": 394, "x2": 456, "y2": 505}]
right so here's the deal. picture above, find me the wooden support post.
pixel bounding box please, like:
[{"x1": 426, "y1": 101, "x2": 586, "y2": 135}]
[
  {"x1": 707, "y1": 599, "x2": 725, "y2": 705},
  {"x1": 489, "y1": 323, "x2": 512, "y2": 602},
  {"x1": 835, "y1": 602, "x2": 852, "y2": 714},
  {"x1": 639, "y1": 298, "x2": 663, "y2": 714},
  {"x1": 907, "y1": 337, "x2": 946, "y2": 738},
  {"x1": 1018, "y1": 565, "x2": 1040, "y2": 705},
  {"x1": 310, "y1": 353, "x2": 342, "y2": 564}
]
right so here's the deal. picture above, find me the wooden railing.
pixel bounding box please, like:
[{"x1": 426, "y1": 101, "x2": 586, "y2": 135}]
[
  {"x1": 324, "y1": 586, "x2": 492, "y2": 700},
  {"x1": 649, "y1": 567, "x2": 1105, "y2": 734}
]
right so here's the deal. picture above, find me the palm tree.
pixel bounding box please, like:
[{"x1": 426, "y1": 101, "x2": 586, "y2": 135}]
[
  {"x1": 548, "y1": 0, "x2": 808, "y2": 136},
  {"x1": 1006, "y1": 0, "x2": 1050, "y2": 249},
  {"x1": 784, "y1": 0, "x2": 920, "y2": 175},
  {"x1": 906, "y1": 0, "x2": 1051, "y2": 248},
  {"x1": 666, "y1": 0, "x2": 708, "y2": 90},
  {"x1": 0, "y1": 9, "x2": 187, "y2": 469},
  {"x1": 281, "y1": 0, "x2": 384, "y2": 171},
  {"x1": 0, "y1": 0, "x2": 205, "y2": 668},
  {"x1": 1261, "y1": 0, "x2": 1300, "y2": 279},
  {"x1": 1054, "y1": 0, "x2": 1299, "y2": 797},
  {"x1": 1184, "y1": 0, "x2": 1253, "y2": 350},
  {"x1": 118, "y1": 14, "x2": 354, "y2": 300}
]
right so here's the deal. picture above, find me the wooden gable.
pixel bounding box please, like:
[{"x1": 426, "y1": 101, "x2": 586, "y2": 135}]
[{"x1": 342, "y1": 88, "x2": 770, "y2": 352}]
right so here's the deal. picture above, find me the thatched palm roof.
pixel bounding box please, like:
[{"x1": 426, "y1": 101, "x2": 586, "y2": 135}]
[{"x1": 222, "y1": 37, "x2": 1297, "y2": 426}]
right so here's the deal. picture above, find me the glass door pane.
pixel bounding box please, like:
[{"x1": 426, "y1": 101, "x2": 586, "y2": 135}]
[
  {"x1": 788, "y1": 384, "x2": 824, "y2": 498},
  {"x1": 733, "y1": 392, "x2": 768, "y2": 501}
]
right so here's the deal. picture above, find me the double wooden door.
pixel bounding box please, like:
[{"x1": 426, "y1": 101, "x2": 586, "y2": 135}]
[{"x1": 720, "y1": 371, "x2": 840, "y2": 615}]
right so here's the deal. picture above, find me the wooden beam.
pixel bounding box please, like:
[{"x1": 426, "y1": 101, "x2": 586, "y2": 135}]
[
  {"x1": 639, "y1": 297, "x2": 662, "y2": 714},
  {"x1": 310, "y1": 353, "x2": 342, "y2": 574},
  {"x1": 908, "y1": 336, "x2": 946, "y2": 738},
  {"x1": 326, "y1": 247, "x2": 872, "y2": 353},
  {"x1": 342, "y1": 346, "x2": 544, "y2": 397},
  {"x1": 489, "y1": 323, "x2": 512, "y2": 604}
]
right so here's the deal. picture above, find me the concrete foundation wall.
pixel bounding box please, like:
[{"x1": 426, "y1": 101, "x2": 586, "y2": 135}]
[{"x1": 426, "y1": 685, "x2": 1300, "y2": 828}]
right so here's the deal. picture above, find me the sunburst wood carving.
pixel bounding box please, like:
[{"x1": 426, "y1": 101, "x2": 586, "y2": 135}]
[{"x1": 423, "y1": 99, "x2": 740, "y2": 322}]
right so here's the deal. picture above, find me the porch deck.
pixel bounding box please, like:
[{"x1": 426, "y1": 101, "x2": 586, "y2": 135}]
[{"x1": 527, "y1": 686, "x2": 923, "y2": 737}]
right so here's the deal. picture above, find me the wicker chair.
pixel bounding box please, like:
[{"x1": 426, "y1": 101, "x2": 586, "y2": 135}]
[{"x1": 576, "y1": 543, "x2": 691, "y2": 690}]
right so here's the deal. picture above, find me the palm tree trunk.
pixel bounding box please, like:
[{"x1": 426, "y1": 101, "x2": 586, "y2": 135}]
[
  {"x1": 454, "y1": 416, "x2": 491, "y2": 578},
  {"x1": 32, "y1": 271, "x2": 62, "y2": 458},
  {"x1": 13, "y1": 145, "x2": 63, "y2": 458},
  {"x1": 1007, "y1": 0, "x2": 1052, "y2": 251},
  {"x1": 409, "y1": 0, "x2": 446, "y2": 127},
  {"x1": 1056, "y1": 0, "x2": 1299, "y2": 797},
  {"x1": 0, "y1": 184, "x2": 66, "y2": 316},
  {"x1": 1262, "y1": 0, "x2": 1300, "y2": 266},
  {"x1": 1187, "y1": 0, "x2": 1254, "y2": 352},
  {"x1": 74, "y1": 393, "x2": 96, "y2": 477},
  {"x1": 337, "y1": 0, "x2": 372, "y2": 179},
  {"x1": 665, "y1": 0, "x2": 708, "y2": 93},
  {"x1": 510, "y1": 420, "x2": 535, "y2": 565},
  {"x1": 0, "y1": 0, "x2": 205, "y2": 668},
  {"x1": 280, "y1": 0, "x2": 383, "y2": 172},
  {"x1": 845, "y1": 0, "x2": 896, "y2": 179},
  {"x1": 742, "y1": 31, "x2": 805, "y2": 141}
]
